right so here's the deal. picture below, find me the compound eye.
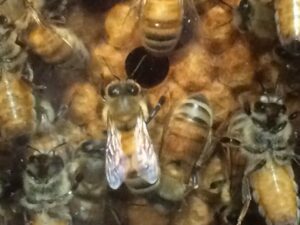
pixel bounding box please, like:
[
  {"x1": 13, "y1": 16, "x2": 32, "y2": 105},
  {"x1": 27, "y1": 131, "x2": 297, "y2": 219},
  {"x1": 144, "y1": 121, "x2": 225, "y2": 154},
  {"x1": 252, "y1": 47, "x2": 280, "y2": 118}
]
[
  {"x1": 127, "y1": 83, "x2": 139, "y2": 96},
  {"x1": 280, "y1": 105, "x2": 287, "y2": 114},
  {"x1": 0, "y1": 15, "x2": 7, "y2": 25},
  {"x1": 28, "y1": 155, "x2": 36, "y2": 163},
  {"x1": 254, "y1": 102, "x2": 266, "y2": 113},
  {"x1": 239, "y1": 0, "x2": 251, "y2": 13},
  {"x1": 107, "y1": 84, "x2": 120, "y2": 97}
]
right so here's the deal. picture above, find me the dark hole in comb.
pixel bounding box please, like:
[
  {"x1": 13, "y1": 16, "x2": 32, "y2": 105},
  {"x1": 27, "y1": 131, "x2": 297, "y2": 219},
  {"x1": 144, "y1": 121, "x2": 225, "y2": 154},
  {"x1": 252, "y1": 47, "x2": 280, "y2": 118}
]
[{"x1": 125, "y1": 47, "x2": 169, "y2": 89}]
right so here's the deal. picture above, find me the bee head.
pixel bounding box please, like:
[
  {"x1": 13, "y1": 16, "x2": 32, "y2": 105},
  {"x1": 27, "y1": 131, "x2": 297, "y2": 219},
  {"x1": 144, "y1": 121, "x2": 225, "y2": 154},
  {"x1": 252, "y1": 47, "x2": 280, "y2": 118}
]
[
  {"x1": 105, "y1": 79, "x2": 141, "y2": 98},
  {"x1": 26, "y1": 154, "x2": 64, "y2": 184},
  {"x1": 251, "y1": 92, "x2": 287, "y2": 131}
]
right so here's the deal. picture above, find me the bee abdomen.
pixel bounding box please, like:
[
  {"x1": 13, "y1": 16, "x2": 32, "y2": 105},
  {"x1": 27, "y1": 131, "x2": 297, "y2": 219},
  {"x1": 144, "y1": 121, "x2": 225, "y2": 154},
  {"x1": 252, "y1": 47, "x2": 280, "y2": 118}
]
[
  {"x1": 25, "y1": 23, "x2": 89, "y2": 67},
  {"x1": 141, "y1": 0, "x2": 183, "y2": 56},
  {"x1": 0, "y1": 73, "x2": 35, "y2": 139},
  {"x1": 173, "y1": 93, "x2": 213, "y2": 129},
  {"x1": 125, "y1": 176, "x2": 160, "y2": 194},
  {"x1": 250, "y1": 162, "x2": 298, "y2": 225},
  {"x1": 275, "y1": 0, "x2": 300, "y2": 54}
]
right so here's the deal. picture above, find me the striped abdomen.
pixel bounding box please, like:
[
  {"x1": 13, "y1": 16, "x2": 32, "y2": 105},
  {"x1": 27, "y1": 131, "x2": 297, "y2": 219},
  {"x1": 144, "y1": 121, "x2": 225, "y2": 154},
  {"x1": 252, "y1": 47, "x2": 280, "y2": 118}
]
[
  {"x1": 158, "y1": 93, "x2": 213, "y2": 201},
  {"x1": 141, "y1": 0, "x2": 183, "y2": 57},
  {"x1": 164, "y1": 93, "x2": 213, "y2": 164},
  {"x1": 25, "y1": 23, "x2": 89, "y2": 66},
  {"x1": 0, "y1": 72, "x2": 35, "y2": 139},
  {"x1": 250, "y1": 160, "x2": 299, "y2": 225},
  {"x1": 275, "y1": 0, "x2": 300, "y2": 54}
]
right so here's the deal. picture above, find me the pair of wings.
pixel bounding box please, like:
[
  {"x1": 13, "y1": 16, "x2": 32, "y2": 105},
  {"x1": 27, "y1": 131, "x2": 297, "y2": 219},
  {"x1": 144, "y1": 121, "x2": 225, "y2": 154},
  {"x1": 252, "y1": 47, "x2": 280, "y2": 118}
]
[{"x1": 105, "y1": 115, "x2": 159, "y2": 189}]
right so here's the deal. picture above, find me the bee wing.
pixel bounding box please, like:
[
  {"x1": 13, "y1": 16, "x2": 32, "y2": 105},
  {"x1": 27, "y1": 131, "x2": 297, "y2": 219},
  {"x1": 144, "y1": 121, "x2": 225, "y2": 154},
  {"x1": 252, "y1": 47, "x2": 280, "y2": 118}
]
[
  {"x1": 134, "y1": 115, "x2": 160, "y2": 184},
  {"x1": 106, "y1": 120, "x2": 127, "y2": 189}
]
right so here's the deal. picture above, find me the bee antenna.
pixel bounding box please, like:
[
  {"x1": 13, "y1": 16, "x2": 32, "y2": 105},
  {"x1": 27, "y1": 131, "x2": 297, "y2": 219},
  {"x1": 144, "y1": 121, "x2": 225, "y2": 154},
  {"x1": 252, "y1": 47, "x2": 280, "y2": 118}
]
[
  {"x1": 101, "y1": 57, "x2": 121, "y2": 80},
  {"x1": 27, "y1": 145, "x2": 42, "y2": 154},
  {"x1": 128, "y1": 55, "x2": 147, "y2": 79},
  {"x1": 219, "y1": 0, "x2": 233, "y2": 10},
  {"x1": 48, "y1": 142, "x2": 66, "y2": 155},
  {"x1": 258, "y1": 80, "x2": 266, "y2": 93}
]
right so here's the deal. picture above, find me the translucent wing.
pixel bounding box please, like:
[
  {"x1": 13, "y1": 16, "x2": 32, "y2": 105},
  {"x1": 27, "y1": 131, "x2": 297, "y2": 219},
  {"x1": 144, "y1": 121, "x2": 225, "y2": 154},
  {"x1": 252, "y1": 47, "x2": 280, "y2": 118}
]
[
  {"x1": 106, "y1": 119, "x2": 127, "y2": 189},
  {"x1": 134, "y1": 115, "x2": 160, "y2": 184}
]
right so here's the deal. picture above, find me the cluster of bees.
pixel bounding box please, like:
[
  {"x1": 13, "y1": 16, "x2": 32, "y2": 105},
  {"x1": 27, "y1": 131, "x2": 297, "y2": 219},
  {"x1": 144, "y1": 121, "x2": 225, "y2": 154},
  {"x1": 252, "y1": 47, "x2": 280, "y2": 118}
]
[{"x1": 0, "y1": 0, "x2": 300, "y2": 225}]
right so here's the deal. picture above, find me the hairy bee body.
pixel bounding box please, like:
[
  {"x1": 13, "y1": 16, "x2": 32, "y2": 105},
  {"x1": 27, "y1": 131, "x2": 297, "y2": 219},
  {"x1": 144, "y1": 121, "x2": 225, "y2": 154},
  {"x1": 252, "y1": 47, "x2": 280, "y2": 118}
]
[
  {"x1": 158, "y1": 93, "x2": 213, "y2": 201},
  {"x1": 0, "y1": 72, "x2": 36, "y2": 139},
  {"x1": 227, "y1": 90, "x2": 298, "y2": 225},
  {"x1": 25, "y1": 23, "x2": 88, "y2": 66},
  {"x1": 0, "y1": 15, "x2": 36, "y2": 139},
  {"x1": 103, "y1": 79, "x2": 160, "y2": 192},
  {"x1": 20, "y1": 3, "x2": 89, "y2": 69},
  {"x1": 70, "y1": 140, "x2": 107, "y2": 225},
  {"x1": 250, "y1": 159, "x2": 298, "y2": 225},
  {"x1": 140, "y1": 0, "x2": 183, "y2": 57},
  {"x1": 274, "y1": 0, "x2": 300, "y2": 55},
  {"x1": 21, "y1": 125, "x2": 75, "y2": 224}
]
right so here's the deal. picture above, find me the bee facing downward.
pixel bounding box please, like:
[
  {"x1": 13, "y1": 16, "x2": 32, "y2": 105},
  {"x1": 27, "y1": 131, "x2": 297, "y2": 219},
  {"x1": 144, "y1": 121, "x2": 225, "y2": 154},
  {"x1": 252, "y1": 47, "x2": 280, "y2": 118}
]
[
  {"x1": 224, "y1": 86, "x2": 299, "y2": 225},
  {"x1": 102, "y1": 79, "x2": 163, "y2": 192}
]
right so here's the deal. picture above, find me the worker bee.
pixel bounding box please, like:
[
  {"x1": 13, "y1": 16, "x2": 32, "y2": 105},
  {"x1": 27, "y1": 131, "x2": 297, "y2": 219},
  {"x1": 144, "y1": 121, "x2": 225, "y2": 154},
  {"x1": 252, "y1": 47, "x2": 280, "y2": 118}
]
[
  {"x1": 21, "y1": 140, "x2": 73, "y2": 224},
  {"x1": 0, "y1": 14, "x2": 36, "y2": 140},
  {"x1": 69, "y1": 140, "x2": 107, "y2": 225},
  {"x1": 139, "y1": 0, "x2": 198, "y2": 57},
  {"x1": 157, "y1": 93, "x2": 213, "y2": 202},
  {"x1": 102, "y1": 79, "x2": 164, "y2": 193},
  {"x1": 19, "y1": 0, "x2": 89, "y2": 69},
  {"x1": 233, "y1": 0, "x2": 277, "y2": 42},
  {"x1": 21, "y1": 102, "x2": 88, "y2": 224},
  {"x1": 223, "y1": 86, "x2": 299, "y2": 225},
  {"x1": 274, "y1": 0, "x2": 300, "y2": 56}
]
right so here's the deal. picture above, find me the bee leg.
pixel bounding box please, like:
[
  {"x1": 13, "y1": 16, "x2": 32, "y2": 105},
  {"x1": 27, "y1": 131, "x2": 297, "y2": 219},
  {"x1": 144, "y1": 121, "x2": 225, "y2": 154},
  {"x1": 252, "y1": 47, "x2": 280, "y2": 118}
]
[
  {"x1": 21, "y1": 64, "x2": 46, "y2": 91},
  {"x1": 109, "y1": 206, "x2": 123, "y2": 225},
  {"x1": 237, "y1": 176, "x2": 251, "y2": 225},
  {"x1": 146, "y1": 96, "x2": 166, "y2": 124},
  {"x1": 48, "y1": 15, "x2": 66, "y2": 25},
  {"x1": 23, "y1": 212, "x2": 31, "y2": 225},
  {"x1": 237, "y1": 160, "x2": 266, "y2": 225},
  {"x1": 53, "y1": 104, "x2": 69, "y2": 122}
]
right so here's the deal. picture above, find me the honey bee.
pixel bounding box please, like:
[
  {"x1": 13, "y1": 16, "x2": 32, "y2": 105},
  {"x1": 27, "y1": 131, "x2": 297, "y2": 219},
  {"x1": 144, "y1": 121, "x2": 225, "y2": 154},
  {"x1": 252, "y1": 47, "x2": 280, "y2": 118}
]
[
  {"x1": 157, "y1": 93, "x2": 213, "y2": 202},
  {"x1": 274, "y1": 0, "x2": 300, "y2": 55},
  {"x1": 233, "y1": 0, "x2": 277, "y2": 41},
  {"x1": 139, "y1": 0, "x2": 198, "y2": 57},
  {"x1": 19, "y1": 0, "x2": 89, "y2": 68},
  {"x1": 69, "y1": 140, "x2": 107, "y2": 225},
  {"x1": 223, "y1": 87, "x2": 299, "y2": 225},
  {"x1": 21, "y1": 138, "x2": 73, "y2": 224},
  {"x1": 102, "y1": 79, "x2": 164, "y2": 193},
  {"x1": 21, "y1": 102, "x2": 88, "y2": 224},
  {"x1": 0, "y1": 15, "x2": 36, "y2": 140}
]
